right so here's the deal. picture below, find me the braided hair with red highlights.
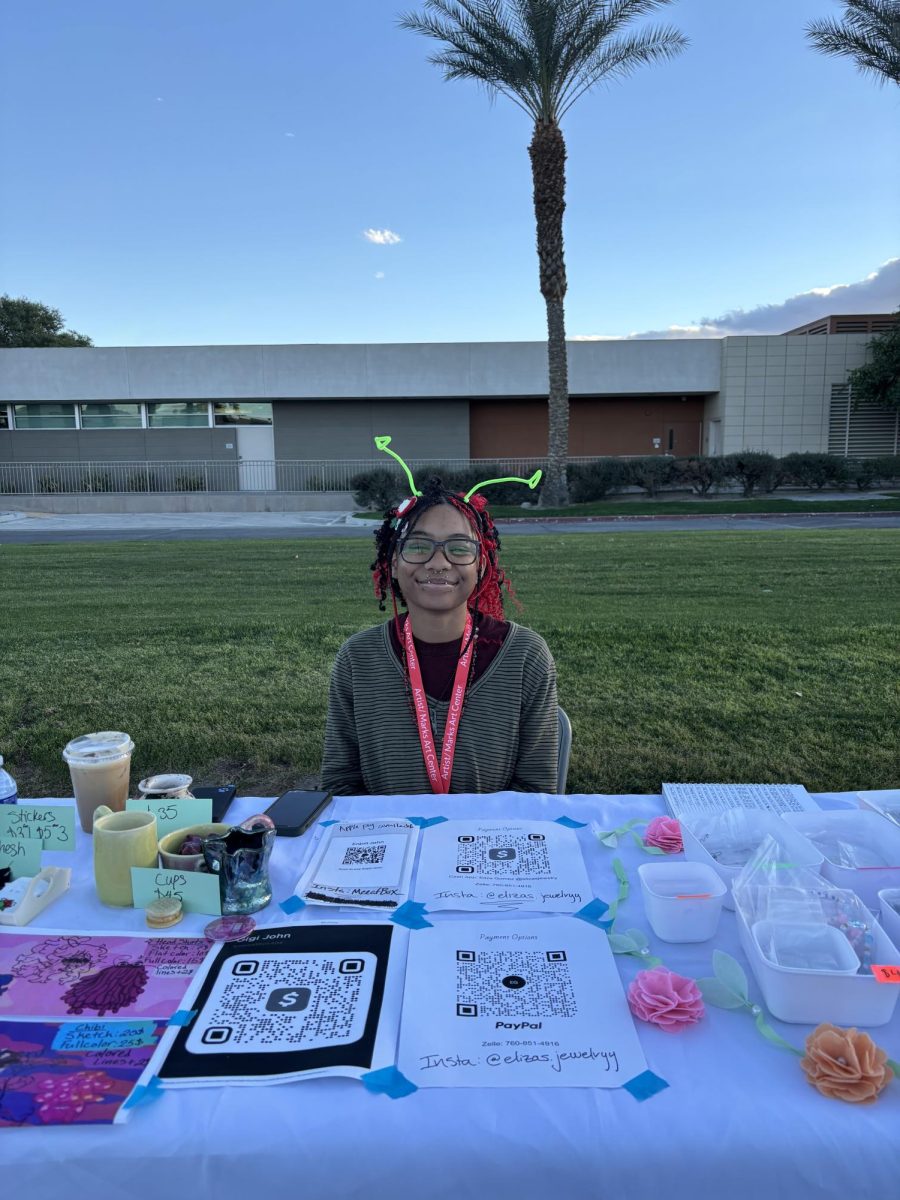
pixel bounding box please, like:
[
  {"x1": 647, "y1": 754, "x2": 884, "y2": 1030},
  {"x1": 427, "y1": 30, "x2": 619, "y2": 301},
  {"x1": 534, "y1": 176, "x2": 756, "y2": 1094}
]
[{"x1": 371, "y1": 476, "x2": 518, "y2": 623}]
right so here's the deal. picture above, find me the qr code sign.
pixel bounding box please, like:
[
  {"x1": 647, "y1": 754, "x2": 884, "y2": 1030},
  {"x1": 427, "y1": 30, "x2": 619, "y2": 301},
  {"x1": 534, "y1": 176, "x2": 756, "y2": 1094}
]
[
  {"x1": 342, "y1": 843, "x2": 387, "y2": 866},
  {"x1": 456, "y1": 832, "x2": 552, "y2": 877},
  {"x1": 185, "y1": 951, "x2": 375, "y2": 1054},
  {"x1": 454, "y1": 949, "x2": 577, "y2": 1018}
]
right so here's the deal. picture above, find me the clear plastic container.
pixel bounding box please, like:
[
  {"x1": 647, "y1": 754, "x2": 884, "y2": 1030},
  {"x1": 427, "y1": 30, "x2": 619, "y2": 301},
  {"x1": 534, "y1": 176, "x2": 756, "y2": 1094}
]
[
  {"x1": 0, "y1": 756, "x2": 17, "y2": 805},
  {"x1": 752, "y1": 919, "x2": 860, "y2": 973},
  {"x1": 782, "y1": 810, "x2": 900, "y2": 910},
  {"x1": 638, "y1": 861, "x2": 726, "y2": 942},
  {"x1": 682, "y1": 810, "x2": 823, "y2": 910},
  {"x1": 877, "y1": 888, "x2": 900, "y2": 949},
  {"x1": 736, "y1": 903, "x2": 900, "y2": 1025}
]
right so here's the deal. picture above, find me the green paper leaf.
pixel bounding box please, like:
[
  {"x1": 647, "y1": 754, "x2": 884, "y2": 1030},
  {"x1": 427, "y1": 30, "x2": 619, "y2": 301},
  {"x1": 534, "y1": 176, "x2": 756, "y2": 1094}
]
[
  {"x1": 754, "y1": 1011, "x2": 802, "y2": 1056},
  {"x1": 713, "y1": 950, "x2": 750, "y2": 1003},
  {"x1": 696, "y1": 977, "x2": 748, "y2": 1010},
  {"x1": 633, "y1": 831, "x2": 665, "y2": 854},
  {"x1": 613, "y1": 858, "x2": 628, "y2": 885},
  {"x1": 886, "y1": 1058, "x2": 900, "y2": 1077},
  {"x1": 608, "y1": 933, "x2": 639, "y2": 954},
  {"x1": 623, "y1": 928, "x2": 648, "y2": 950},
  {"x1": 598, "y1": 832, "x2": 619, "y2": 848}
]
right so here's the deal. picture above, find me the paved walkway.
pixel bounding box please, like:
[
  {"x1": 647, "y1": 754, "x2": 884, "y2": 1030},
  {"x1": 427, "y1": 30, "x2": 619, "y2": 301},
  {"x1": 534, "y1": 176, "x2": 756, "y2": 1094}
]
[{"x1": 1, "y1": 509, "x2": 899, "y2": 542}]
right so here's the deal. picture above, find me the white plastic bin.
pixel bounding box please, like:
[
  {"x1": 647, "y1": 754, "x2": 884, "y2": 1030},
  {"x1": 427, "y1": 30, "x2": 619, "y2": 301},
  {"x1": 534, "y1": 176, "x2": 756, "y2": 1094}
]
[
  {"x1": 781, "y1": 810, "x2": 900, "y2": 911},
  {"x1": 638, "y1": 861, "x2": 725, "y2": 943},
  {"x1": 682, "y1": 810, "x2": 823, "y2": 910},
  {"x1": 736, "y1": 904, "x2": 900, "y2": 1026},
  {"x1": 877, "y1": 888, "x2": 900, "y2": 949}
]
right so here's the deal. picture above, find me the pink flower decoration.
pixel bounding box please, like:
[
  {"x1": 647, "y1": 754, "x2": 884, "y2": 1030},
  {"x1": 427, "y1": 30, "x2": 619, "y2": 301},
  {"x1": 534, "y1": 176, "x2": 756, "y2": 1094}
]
[
  {"x1": 644, "y1": 816, "x2": 683, "y2": 854},
  {"x1": 627, "y1": 967, "x2": 705, "y2": 1032}
]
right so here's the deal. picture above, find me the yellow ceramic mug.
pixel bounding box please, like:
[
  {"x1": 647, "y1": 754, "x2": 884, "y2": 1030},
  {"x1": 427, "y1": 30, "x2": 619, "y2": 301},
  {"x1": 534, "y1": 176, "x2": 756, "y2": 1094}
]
[{"x1": 93, "y1": 805, "x2": 158, "y2": 907}]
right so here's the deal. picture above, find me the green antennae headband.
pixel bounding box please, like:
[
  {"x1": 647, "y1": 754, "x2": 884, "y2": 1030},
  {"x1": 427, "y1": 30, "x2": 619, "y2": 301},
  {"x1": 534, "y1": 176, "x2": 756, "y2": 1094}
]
[{"x1": 373, "y1": 435, "x2": 542, "y2": 504}]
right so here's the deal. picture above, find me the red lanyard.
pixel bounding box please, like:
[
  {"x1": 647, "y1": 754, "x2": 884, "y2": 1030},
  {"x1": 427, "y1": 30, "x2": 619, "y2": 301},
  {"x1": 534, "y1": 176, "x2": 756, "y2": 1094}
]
[{"x1": 403, "y1": 613, "x2": 474, "y2": 794}]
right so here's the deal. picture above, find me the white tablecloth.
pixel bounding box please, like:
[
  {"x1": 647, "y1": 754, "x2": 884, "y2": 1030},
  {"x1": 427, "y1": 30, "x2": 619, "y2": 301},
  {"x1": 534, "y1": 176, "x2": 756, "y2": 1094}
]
[{"x1": 5, "y1": 791, "x2": 899, "y2": 1200}]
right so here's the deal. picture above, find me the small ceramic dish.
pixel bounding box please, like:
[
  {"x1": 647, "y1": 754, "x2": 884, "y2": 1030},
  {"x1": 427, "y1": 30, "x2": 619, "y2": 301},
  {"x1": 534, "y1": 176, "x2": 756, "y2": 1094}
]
[{"x1": 158, "y1": 822, "x2": 230, "y2": 871}]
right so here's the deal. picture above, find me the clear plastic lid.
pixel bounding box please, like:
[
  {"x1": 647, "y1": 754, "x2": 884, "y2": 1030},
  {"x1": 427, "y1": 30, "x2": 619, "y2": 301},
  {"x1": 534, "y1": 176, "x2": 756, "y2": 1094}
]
[{"x1": 62, "y1": 731, "x2": 134, "y2": 765}]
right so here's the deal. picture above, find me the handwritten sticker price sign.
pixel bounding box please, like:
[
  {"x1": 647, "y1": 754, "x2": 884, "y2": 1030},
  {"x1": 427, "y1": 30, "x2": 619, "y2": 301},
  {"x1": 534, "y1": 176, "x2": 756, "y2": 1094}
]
[
  {"x1": 871, "y1": 964, "x2": 900, "y2": 985},
  {"x1": 126, "y1": 796, "x2": 213, "y2": 833},
  {"x1": 0, "y1": 805, "x2": 75, "y2": 851}
]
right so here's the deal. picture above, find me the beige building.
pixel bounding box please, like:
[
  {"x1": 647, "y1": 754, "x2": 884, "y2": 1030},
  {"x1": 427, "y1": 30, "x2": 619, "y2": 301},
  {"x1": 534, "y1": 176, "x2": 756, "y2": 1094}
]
[{"x1": 0, "y1": 318, "x2": 895, "y2": 494}]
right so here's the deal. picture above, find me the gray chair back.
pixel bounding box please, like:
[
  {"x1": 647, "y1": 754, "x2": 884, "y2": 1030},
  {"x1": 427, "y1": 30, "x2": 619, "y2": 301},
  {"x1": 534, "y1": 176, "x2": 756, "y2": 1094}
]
[{"x1": 557, "y1": 706, "x2": 572, "y2": 795}]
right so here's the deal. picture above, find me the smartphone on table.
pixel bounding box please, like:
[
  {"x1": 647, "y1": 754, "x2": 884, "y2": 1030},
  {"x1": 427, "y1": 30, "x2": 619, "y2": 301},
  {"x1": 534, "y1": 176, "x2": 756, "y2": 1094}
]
[
  {"x1": 191, "y1": 784, "x2": 237, "y2": 823},
  {"x1": 263, "y1": 789, "x2": 333, "y2": 837}
]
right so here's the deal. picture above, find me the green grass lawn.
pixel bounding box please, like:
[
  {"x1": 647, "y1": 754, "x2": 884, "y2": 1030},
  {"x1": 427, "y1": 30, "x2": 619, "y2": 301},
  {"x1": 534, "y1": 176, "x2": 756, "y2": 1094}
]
[{"x1": 2, "y1": 530, "x2": 898, "y2": 797}]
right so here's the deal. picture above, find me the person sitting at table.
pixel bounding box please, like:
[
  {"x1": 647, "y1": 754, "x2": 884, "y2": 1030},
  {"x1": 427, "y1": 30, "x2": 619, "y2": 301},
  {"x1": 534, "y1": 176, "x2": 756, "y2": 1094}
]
[{"x1": 321, "y1": 475, "x2": 559, "y2": 796}]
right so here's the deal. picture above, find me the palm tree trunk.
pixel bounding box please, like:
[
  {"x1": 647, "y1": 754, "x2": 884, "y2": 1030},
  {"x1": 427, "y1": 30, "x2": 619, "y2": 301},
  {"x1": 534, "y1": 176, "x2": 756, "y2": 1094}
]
[{"x1": 529, "y1": 119, "x2": 570, "y2": 508}]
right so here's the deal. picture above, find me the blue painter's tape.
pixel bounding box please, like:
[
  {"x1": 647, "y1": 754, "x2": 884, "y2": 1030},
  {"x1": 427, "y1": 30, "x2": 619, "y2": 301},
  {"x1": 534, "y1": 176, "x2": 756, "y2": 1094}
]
[
  {"x1": 361, "y1": 1066, "x2": 418, "y2": 1099},
  {"x1": 572, "y1": 898, "x2": 611, "y2": 929},
  {"x1": 122, "y1": 1075, "x2": 164, "y2": 1110},
  {"x1": 318, "y1": 819, "x2": 339, "y2": 827},
  {"x1": 555, "y1": 815, "x2": 588, "y2": 829},
  {"x1": 168, "y1": 1009, "x2": 197, "y2": 1028},
  {"x1": 623, "y1": 1070, "x2": 670, "y2": 1102},
  {"x1": 390, "y1": 900, "x2": 433, "y2": 930},
  {"x1": 280, "y1": 895, "x2": 306, "y2": 914},
  {"x1": 406, "y1": 816, "x2": 448, "y2": 829}
]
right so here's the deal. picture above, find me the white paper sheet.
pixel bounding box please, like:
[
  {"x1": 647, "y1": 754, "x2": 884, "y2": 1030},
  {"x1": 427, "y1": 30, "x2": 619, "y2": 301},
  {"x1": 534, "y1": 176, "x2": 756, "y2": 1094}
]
[
  {"x1": 294, "y1": 819, "x2": 418, "y2": 910},
  {"x1": 663, "y1": 782, "x2": 818, "y2": 819},
  {"x1": 414, "y1": 820, "x2": 593, "y2": 912},
  {"x1": 398, "y1": 917, "x2": 647, "y2": 1088},
  {"x1": 140, "y1": 922, "x2": 408, "y2": 1087}
]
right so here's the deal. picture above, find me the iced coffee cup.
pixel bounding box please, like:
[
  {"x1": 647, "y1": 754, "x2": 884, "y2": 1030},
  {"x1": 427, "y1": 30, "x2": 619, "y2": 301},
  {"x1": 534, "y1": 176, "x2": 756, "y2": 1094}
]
[{"x1": 63, "y1": 731, "x2": 135, "y2": 833}]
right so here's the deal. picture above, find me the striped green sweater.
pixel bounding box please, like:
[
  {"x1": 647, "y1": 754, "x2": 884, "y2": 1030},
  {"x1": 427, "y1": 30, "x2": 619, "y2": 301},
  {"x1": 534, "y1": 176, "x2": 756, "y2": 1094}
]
[{"x1": 321, "y1": 620, "x2": 559, "y2": 796}]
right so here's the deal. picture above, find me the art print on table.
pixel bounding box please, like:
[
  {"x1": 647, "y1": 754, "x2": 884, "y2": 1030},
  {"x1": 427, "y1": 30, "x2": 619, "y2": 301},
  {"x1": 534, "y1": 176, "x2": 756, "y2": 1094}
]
[
  {"x1": 414, "y1": 820, "x2": 592, "y2": 912},
  {"x1": 0, "y1": 930, "x2": 208, "y2": 1021},
  {"x1": 0, "y1": 1019, "x2": 165, "y2": 1127},
  {"x1": 144, "y1": 922, "x2": 407, "y2": 1086},
  {"x1": 294, "y1": 819, "x2": 418, "y2": 910},
  {"x1": 398, "y1": 917, "x2": 647, "y2": 1088}
]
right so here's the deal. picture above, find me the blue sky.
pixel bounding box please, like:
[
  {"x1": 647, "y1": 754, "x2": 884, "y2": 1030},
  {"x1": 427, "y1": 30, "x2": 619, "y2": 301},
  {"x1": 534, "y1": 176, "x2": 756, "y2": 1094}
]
[{"x1": 2, "y1": 0, "x2": 897, "y2": 346}]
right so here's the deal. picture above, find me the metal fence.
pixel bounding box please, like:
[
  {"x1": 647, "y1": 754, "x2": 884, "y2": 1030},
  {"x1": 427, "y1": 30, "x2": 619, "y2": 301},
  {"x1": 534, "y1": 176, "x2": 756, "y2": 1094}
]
[{"x1": 0, "y1": 456, "x2": 621, "y2": 496}]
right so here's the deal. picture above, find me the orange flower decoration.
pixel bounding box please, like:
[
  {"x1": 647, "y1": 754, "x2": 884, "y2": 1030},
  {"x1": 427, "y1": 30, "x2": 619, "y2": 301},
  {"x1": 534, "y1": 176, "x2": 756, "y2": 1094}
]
[{"x1": 801, "y1": 1023, "x2": 893, "y2": 1104}]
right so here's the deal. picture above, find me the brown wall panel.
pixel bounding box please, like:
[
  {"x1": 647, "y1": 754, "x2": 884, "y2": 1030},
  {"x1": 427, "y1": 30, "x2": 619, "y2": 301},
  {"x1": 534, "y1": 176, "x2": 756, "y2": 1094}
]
[{"x1": 470, "y1": 397, "x2": 704, "y2": 457}]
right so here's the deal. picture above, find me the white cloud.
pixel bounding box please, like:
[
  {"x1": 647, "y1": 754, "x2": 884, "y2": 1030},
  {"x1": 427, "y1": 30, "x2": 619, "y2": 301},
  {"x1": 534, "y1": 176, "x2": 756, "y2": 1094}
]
[
  {"x1": 284, "y1": 132, "x2": 295, "y2": 138},
  {"x1": 363, "y1": 228, "x2": 402, "y2": 245},
  {"x1": 374, "y1": 271, "x2": 386, "y2": 279},
  {"x1": 572, "y1": 258, "x2": 899, "y2": 340},
  {"x1": 155, "y1": 97, "x2": 164, "y2": 102}
]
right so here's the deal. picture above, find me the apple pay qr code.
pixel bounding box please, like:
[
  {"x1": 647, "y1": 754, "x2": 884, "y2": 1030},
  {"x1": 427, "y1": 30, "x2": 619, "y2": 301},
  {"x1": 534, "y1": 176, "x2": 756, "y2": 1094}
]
[
  {"x1": 454, "y1": 949, "x2": 577, "y2": 1019},
  {"x1": 455, "y1": 831, "x2": 552, "y2": 877},
  {"x1": 186, "y1": 952, "x2": 376, "y2": 1054}
]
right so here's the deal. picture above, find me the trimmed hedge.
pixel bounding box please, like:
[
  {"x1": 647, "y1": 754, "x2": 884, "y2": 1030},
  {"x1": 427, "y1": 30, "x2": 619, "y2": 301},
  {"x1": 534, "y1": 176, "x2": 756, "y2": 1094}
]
[{"x1": 349, "y1": 453, "x2": 900, "y2": 508}]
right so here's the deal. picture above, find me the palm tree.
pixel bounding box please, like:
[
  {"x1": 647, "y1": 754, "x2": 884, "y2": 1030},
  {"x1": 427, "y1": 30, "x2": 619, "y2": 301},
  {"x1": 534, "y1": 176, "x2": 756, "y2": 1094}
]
[
  {"x1": 399, "y1": 1, "x2": 687, "y2": 506},
  {"x1": 806, "y1": 1, "x2": 900, "y2": 86}
]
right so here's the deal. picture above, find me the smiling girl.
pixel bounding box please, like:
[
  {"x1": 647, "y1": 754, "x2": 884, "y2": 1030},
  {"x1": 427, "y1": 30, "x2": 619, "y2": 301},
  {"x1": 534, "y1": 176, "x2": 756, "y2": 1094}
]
[{"x1": 321, "y1": 476, "x2": 559, "y2": 796}]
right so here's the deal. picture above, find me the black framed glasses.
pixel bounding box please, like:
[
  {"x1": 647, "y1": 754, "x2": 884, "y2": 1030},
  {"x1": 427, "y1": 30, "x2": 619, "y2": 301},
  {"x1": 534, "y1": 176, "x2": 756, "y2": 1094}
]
[{"x1": 399, "y1": 535, "x2": 479, "y2": 565}]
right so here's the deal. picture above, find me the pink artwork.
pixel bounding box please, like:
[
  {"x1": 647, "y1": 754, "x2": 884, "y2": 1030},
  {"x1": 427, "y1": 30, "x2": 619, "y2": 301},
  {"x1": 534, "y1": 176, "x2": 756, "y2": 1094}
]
[{"x1": 0, "y1": 932, "x2": 208, "y2": 1021}]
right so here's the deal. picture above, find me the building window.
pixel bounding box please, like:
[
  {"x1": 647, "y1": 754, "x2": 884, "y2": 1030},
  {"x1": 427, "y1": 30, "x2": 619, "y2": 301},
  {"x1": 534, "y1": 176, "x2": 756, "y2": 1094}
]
[
  {"x1": 147, "y1": 402, "x2": 211, "y2": 428},
  {"x1": 12, "y1": 404, "x2": 77, "y2": 430},
  {"x1": 79, "y1": 403, "x2": 143, "y2": 429},
  {"x1": 0, "y1": 406, "x2": 9, "y2": 430},
  {"x1": 213, "y1": 402, "x2": 273, "y2": 426}
]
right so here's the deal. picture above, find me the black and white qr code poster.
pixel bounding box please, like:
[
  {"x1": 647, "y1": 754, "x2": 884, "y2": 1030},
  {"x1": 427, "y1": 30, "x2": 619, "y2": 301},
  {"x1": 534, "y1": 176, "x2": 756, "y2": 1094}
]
[
  {"x1": 145, "y1": 923, "x2": 407, "y2": 1086},
  {"x1": 414, "y1": 820, "x2": 592, "y2": 912},
  {"x1": 295, "y1": 819, "x2": 418, "y2": 909},
  {"x1": 398, "y1": 918, "x2": 646, "y2": 1089}
]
